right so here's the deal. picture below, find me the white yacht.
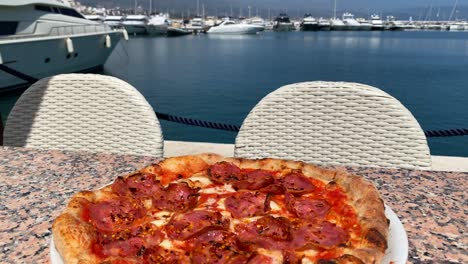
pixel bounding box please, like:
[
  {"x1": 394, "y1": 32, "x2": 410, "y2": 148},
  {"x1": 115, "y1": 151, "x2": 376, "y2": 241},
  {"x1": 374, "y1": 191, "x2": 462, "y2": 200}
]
[
  {"x1": 104, "y1": 15, "x2": 123, "y2": 29},
  {"x1": 207, "y1": 20, "x2": 264, "y2": 34},
  {"x1": 370, "y1": 14, "x2": 384, "y2": 31},
  {"x1": 342, "y1": 12, "x2": 371, "y2": 30},
  {"x1": 245, "y1": 16, "x2": 265, "y2": 27},
  {"x1": 147, "y1": 13, "x2": 170, "y2": 35},
  {"x1": 122, "y1": 15, "x2": 149, "y2": 35},
  {"x1": 330, "y1": 18, "x2": 346, "y2": 30},
  {"x1": 0, "y1": 0, "x2": 126, "y2": 91},
  {"x1": 301, "y1": 14, "x2": 319, "y2": 31},
  {"x1": 186, "y1": 16, "x2": 205, "y2": 32},
  {"x1": 317, "y1": 18, "x2": 331, "y2": 31}
]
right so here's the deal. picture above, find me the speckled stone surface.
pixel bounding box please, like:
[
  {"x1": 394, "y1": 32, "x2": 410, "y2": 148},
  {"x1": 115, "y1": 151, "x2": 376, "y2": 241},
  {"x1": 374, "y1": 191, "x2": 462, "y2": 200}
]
[{"x1": 0, "y1": 147, "x2": 466, "y2": 264}]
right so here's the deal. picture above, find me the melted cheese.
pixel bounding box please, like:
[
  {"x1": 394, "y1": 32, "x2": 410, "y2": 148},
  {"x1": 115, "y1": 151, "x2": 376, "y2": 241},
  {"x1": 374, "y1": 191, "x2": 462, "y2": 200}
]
[
  {"x1": 200, "y1": 184, "x2": 236, "y2": 194},
  {"x1": 176, "y1": 176, "x2": 213, "y2": 188},
  {"x1": 151, "y1": 211, "x2": 173, "y2": 228},
  {"x1": 270, "y1": 201, "x2": 281, "y2": 211},
  {"x1": 257, "y1": 248, "x2": 283, "y2": 264}
]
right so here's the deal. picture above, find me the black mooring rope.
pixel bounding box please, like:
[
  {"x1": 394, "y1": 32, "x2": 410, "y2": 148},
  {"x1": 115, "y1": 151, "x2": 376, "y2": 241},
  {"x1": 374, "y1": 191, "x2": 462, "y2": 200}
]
[
  {"x1": 155, "y1": 111, "x2": 468, "y2": 138},
  {"x1": 155, "y1": 112, "x2": 241, "y2": 132}
]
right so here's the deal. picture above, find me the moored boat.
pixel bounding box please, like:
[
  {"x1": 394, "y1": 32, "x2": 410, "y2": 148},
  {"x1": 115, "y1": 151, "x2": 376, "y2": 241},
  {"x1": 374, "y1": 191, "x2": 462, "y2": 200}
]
[
  {"x1": 0, "y1": 0, "x2": 125, "y2": 91},
  {"x1": 207, "y1": 20, "x2": 264, "y2": 34},
  {"x1": 301, "y1": 14, "x2": 320, "y2": 31},
  {"x1": 273, "y1": 13, "x2": 295, "y2": 31}
]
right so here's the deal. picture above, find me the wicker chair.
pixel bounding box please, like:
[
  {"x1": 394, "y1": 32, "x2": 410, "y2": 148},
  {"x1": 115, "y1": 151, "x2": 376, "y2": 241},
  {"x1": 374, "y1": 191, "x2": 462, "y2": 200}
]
[
  {"x1": 3, "y1": 74, "x2": 164, "y2": 157},
  {"x1": 235, "y1": 81, "x2": 431, "y2": 169}
]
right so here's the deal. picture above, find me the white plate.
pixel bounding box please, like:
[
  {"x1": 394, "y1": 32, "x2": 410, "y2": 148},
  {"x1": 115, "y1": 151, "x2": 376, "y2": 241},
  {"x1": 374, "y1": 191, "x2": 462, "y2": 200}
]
[{"x1": 50, "y1": 205, "x2": 408, "y2": 264}]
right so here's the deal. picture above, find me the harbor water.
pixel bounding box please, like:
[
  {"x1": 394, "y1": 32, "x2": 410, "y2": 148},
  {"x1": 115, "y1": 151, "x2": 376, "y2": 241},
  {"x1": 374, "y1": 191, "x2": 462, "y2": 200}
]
[{"x1": 1, "y1": 31, "x2": 468, "y2": 156}]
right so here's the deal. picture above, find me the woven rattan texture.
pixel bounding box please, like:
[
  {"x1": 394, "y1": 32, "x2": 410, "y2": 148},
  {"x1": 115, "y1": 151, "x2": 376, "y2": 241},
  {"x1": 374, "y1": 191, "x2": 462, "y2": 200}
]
[
  {"x1": 4, "y1": 74, "x2": 163, "y2": 157},
  {"x1": 235, "y1": 82, "x2": 431, "y2": 169}
]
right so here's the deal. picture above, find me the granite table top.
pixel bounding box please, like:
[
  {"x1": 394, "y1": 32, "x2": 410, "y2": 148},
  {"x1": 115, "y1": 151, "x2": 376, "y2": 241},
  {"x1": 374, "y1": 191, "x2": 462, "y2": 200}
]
[{"x1": 0, "y1": 146, "x2": 466, "y2": 264}]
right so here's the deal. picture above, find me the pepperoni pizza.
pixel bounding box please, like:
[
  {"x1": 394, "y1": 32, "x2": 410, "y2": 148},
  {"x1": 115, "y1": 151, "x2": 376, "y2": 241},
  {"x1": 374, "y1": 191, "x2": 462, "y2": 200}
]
[{"x1": 52, "y1": 154, "x2": 389, "y2": 264}]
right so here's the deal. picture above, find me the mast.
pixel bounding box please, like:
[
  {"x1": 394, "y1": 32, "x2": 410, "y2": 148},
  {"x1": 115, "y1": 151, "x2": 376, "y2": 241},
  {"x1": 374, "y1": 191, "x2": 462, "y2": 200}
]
[
  {"x1": 149, "y1": 0, "x2": 152, "y2": 14},
  {"x1": 448, "y1": 0, "x2": 458, "y2": 21},
  {"x1": 248, "y1": 6, "x2": 251, "y2": 18},
  {"x1": 134, "y1": 0, "x2": 137, "y2": 14},
  {"x1": 333, "y1": 0, "x2": 337, "y2": 19},
  {"x1": 197, "y1": 0, "x2": 200, "y2": 16}
]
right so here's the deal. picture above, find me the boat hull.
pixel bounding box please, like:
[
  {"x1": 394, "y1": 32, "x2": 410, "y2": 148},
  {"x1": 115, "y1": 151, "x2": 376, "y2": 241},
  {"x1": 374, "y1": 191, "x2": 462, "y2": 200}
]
[
  {"x1": 123, "y1": 25, "x2": 147, "y2": 35},
  {"x1": 207, "y1": 25, "x2": 264, "y2": 35},
  {"x1": 301, "y1": 23, "x2": 320, "y2": 31},
  {"x1": 0, "y1": 31, "x2": 122, "y2": 91},
  {"x1": 273, "y1": 23, "x2": 295, "y2": 31}
]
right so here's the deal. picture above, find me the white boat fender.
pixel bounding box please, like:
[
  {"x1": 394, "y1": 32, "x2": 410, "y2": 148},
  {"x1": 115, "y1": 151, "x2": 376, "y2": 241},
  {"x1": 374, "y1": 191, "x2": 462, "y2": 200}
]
[
  {"x1": 122, "y1": 29, "x2": 129, "y2": 40},
  {"x1": 105, "y1": 35, "x2": 112, "y2": 48},
  {"x1": 66, "y1": 38, "x2": 74, "y2": 54},
  {"x1": 0, "y1": 51, "x2": 3, "y2": 64}
]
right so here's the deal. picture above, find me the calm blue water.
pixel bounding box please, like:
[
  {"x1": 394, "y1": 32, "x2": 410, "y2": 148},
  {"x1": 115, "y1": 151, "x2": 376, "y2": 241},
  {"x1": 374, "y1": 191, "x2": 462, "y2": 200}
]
[{"x1": 2, "y1": 31, "x2": 468, "y2": 156}]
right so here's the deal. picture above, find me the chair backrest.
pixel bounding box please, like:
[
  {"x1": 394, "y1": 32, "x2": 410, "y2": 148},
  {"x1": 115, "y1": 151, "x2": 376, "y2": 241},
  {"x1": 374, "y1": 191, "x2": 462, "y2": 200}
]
[
  {"x1": 235, "y1": 81, "x2": 432, "y2": 169},
  {"x1": 4, "y1": 74, "x2": 164, "y2": 157}
]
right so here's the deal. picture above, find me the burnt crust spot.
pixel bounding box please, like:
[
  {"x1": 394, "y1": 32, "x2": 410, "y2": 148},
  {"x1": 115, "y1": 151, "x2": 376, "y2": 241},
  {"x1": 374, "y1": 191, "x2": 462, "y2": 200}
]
[{"x1": 366, "y1": 228, "x2": 388, "y2": 250}]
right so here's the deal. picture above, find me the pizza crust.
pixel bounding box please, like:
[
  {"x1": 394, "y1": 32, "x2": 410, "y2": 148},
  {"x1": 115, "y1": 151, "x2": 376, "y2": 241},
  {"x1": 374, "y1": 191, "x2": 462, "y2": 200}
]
[{"x1": 53, "y1": 154, "x2": 389, "y2": 264}]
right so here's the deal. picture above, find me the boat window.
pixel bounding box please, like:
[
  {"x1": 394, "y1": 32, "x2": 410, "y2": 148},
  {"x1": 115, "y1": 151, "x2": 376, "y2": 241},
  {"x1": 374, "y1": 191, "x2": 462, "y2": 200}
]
[
  {"x1": 0, "y1": 21, "x2": 18, "y2": 35},
  {"x1": 52, "y1": 7, "x2": 60, "y2": 13},
  {"x1": 35, "y1": 5, "x2": 52, "y2": 12},
  {"x1": 58, "y1": 8, "x2": 85, "y2": 19}
]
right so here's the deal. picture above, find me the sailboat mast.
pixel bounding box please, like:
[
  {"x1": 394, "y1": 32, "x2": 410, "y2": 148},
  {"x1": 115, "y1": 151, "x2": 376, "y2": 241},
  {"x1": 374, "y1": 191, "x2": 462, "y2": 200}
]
[
  {"x1": 448, "y1": 0, "x2": 458, "y2": 21},
  {"x1": 149, "y1": 0, "x2": 152, "y2": 14},
  {"x1": 333, "y1": 0, "x2": 337, "y2": 19}
]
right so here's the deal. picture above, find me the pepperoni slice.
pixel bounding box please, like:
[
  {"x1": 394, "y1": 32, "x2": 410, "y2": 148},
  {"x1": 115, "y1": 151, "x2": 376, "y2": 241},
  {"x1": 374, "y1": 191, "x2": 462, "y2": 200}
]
[
  {"x1": 165, "y1": 210, "x2": 230, "y2": 240},
  {"x1": 282, "y1": 173, "x2": 316, "y2": 194},
  {"x1": 152, "y1": 182, "x2": 199, "y2": 212},
  {"x1": 224, "y1": 191, "x2": 270, "y2": 218},
  {"x1": 86, "y1": 199, "x2": 146, "y2": 233},
  {"x1": 208, "y1": 162, "x2": 242, "y2": 184},
  {"x1": 93, "y1": 223, "x2": 163, "y2": 258},
  {"x1": 236, "y1": 216, "x2": 293, "y2": 250},
  {"x1": 232, "y1": 170, "x2": 275, "y2": 191},
  {"x1": 285, "y1": 192, "x2": 331, "y2": 219},
  {"x1": 143, "y1": 246, "x2": 190, "y2": 263},
  {"x1": 112, "y1": 173, "x2": 162, "y2": 198},
  {"x1": 191, "y1": 230, "x2": 252, "y2": 264},
  {"x1": 291, "y1": 221, "x2": 349, "y2": 249}
]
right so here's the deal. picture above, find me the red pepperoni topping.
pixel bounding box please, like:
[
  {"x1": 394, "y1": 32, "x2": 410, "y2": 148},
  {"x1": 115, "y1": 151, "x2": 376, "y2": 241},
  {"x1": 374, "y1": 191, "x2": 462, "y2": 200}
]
[
  {"x1": 152, "y1": 182, "x2": 199, "y2": 212},
  {"x1": 291, "y1": 221, "x2": 349, "y2": 249},
  {"x1": 236, "y1": 216, "x2": 293, "y2": 250},
  {"x1": 208, "y1": 162, "x2": 242, "y2": 184},
  {"x1": 93, "y1": 223, "x2": 163, "y2": 258},
  {"x1": 142, "y1": 246, "x2": 190, "y2": 263},
  {"x1": 224, "y1": 191, "x2": 270, "y2": 218},
  {"x1": 285, "y1": 192, "x2": 331, "y2": 219},
  {"x1": 190, "y1": 230, "x2": 252, "y2": 264},
  {"x1": 112, "y1": 173, "x2": 162, "y2": 198},
  {"x1": 232, "y1": 170, "x2": 275, "y2": 191},
  {"x1": 86, "y1": 199, "x2": 146, "y2": 233},
  {"x1": 259, "y1": 183, "x2": 284, "y2": 195},
  {"x1": 282, "y1": 173, "x2": 316, "y2": 194},
  {"x1": 165, "y1": 210, "x2": 230, "y2": 240}
]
